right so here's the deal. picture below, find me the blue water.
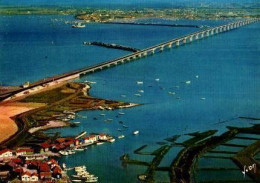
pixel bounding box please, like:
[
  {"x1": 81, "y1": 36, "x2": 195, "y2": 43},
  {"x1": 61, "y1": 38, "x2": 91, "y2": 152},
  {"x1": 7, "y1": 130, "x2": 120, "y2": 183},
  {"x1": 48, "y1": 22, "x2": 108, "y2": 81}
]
[{"x1": 1, "y1": 15, "x2": 259, "y2": 182}]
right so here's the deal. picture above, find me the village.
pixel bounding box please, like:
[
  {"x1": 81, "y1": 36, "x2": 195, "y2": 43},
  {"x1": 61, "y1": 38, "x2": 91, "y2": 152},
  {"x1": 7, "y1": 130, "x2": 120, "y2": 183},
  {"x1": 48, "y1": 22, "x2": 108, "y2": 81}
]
[{"x1": 0, "y1": 133, "x2": 115, "y2": 182}]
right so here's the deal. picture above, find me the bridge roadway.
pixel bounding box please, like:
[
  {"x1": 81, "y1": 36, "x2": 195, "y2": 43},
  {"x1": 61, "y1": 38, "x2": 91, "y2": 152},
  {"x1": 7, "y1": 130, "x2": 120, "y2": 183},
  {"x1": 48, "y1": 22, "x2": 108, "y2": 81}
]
[{"x1": 0, "y1": 18, "x2": 259, "y2": 101}]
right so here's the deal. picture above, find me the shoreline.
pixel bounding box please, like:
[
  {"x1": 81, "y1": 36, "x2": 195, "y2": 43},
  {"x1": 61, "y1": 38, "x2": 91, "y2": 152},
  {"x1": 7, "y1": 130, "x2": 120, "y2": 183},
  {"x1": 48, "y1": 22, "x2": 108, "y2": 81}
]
[{"x1": 0, "y1": 82, "x2": 139, "y2": 148}]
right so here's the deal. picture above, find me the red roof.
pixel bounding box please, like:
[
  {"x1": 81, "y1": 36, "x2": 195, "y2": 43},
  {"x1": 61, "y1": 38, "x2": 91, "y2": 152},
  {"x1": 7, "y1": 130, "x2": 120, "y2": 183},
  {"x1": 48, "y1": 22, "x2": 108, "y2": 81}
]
[
  {"x1": 41, "y1": 143, "x2": 51, "y2": 148},
  {"x1": 31, "y1": 173, "x2": 38, "y2": 177},
  {"x1": 56, "y1": 138, "x2": 66, "y2": 143},
  {"x1": 99, "y1": 134, "x2": 106, "y2": 137},
  {"x1": 12, "y1": 158, "x2": 22, "y2": 164},
  {"x1": 22, "y1": 172, "x2": 31, "y2": 177},
  {"x1": 0, "y1": 149, "x2": 12, "y2": 155},
  {"x1": 39, "y1": 162, "x2": 50, "y2": 172},
  {"x1": 84, "y1": 137, "x2": 90, "y2": 140},
  {"x1": 53, "y1": 166, "x2": 62, "y2": 174}
]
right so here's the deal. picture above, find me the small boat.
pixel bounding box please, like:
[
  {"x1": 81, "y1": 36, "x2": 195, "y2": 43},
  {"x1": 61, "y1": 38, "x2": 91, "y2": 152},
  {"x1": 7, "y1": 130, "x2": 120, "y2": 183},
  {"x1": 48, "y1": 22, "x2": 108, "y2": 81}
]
[
  {"x1": 134, "y1": 93, "x2": 142, "y2": 97},
  {"x1": 121, "y1": 95, "x2": 126, "y2": 98},
  {"x1": 72, "y1": 22, "x2": 86, "y2": 28},
  {"x1": 133, "y1": 131, "x2": 139, "y2": 135},
  {"x1": 136, "y1": 81, "x2": 143, "y2": 85},
  {"x1": 84, "y1": 80, "x2": 96, "y2": 84},
  {"x1": 100, "y1": 113, "x2": 106, "y2": 116},
  {"x1": 195, "y1": 75, "x2": 199, "y2": 78},
  {"x1": 118, "y1": 135, "x2": 125, "y2": 139},
  {"x1": 59, "y1": 151, "x2": 69, "y2": 156},
  {"x1": 75, "y1": 166, "x2": 86, "y2": 171},
  {"x1": 73, "y1": 122, "x2": 81, "y2": 124},
  {"x1": 107, "y1": 118, "x2": 113, "y2": 121},
  {"x1": 118, "y1": 112, "x2": 125, "y2": 115},
  {"x1": 185, "y1": 81, "x2": 191, "y2": 84},
  {"x1": 97, "y1": 142, "x2": 104, "y2": 145},
  {"x1": 108, "y1": 138, "x2": 115, "y2": 143},
  {"x1": 72, "y1": 180, "x2": 82, "y2": 182},
  {"x1": 117, "y1": 128, "x2": 122, "y2": 132},
  {"x1": 201, "y1": 97, "x2": 206, "y2": 100},
  {"x1": 176, "y1": 97, "x2": 181, "y2": 100},
  {"x1": 68, "y1": 150, "x2": 76, "y2": 154},
  {"x1": 85, "y1": 178, "x2": 98, "y2": 183},
  {"x1": 168, "y1": 92, "x2": 176, "y2": 95},
  {"x1": 155, "y1": 78, "x2": 160, "y2": 82},
  {"x1": 122, "y1": 125, "x2": 129, "y2": 128},
  {"x1": 74, "y1": 148, "x2": 85, "y2": 151}
]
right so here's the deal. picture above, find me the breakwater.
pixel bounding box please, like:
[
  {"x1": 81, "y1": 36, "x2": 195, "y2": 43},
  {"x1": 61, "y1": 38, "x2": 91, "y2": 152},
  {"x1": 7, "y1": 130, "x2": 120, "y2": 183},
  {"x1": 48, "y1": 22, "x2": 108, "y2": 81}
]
[{"x1": 83, "y1": 41, "x2": 140, "y2": 52}]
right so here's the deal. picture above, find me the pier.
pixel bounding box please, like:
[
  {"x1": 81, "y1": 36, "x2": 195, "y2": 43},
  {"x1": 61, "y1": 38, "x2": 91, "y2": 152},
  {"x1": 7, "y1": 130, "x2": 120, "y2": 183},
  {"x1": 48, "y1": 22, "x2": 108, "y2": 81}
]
[{"x1": 0, "y1": 18, "x2": 259, "y2": 102}]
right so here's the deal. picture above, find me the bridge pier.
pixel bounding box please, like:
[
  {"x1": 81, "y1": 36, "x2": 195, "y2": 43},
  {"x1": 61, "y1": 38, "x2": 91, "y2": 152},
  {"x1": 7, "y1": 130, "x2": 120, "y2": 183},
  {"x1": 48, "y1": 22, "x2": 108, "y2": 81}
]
[
  {"x1": 195, "y1": 34, "x2": 199, "y2": 39},
  {"x1": 200, "y1": 32, "x2": 204, "y2": 38},
  {"x1": 160, "y1": 46, "x2": 164, "y2": 51},
  {"x1": 211, "y1": 29, "x2": 214, "y2": 35},
  {"x1": 206, "y1": 31, "x2": 210, "y2": 36},
  {"x1": 176, "y1": 40, "x2": 180, "y2": 46},
  {"x1": 189, "y1": 36, "x2": 193, "y2": 42}
]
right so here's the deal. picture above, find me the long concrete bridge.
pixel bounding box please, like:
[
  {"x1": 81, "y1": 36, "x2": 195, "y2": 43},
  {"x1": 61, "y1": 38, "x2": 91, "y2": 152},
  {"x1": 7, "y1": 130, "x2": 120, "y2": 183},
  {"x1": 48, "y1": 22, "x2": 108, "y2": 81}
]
[{"x1": 0, "y1": 18, "x2": 259, "y2": 101}]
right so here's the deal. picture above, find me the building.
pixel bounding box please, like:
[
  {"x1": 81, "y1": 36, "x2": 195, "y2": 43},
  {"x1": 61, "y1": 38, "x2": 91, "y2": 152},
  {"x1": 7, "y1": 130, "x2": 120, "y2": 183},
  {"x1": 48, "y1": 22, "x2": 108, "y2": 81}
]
[
  {"x1": 30, "y1": 173, "x2": 39, "y2": 182},
  {"x1": 0, "y1": 149, "x2": 13, "y2": 158},
  {"x1": 89, "y1": 135, "x2": 98, "y2": 143},
  {"x1": 21, "y1": 172, "x2": 31, "y2": 182},
  {"x1": 99, "y1": 134, "x2": 108, "y2": 141},
  {"x1": 16, "y1": 148, "x2": 34, "y2": 156}
]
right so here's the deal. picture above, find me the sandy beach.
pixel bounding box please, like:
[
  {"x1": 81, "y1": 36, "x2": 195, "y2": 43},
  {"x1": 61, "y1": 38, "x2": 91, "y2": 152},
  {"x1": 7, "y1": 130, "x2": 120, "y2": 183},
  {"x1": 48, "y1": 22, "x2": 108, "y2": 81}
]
[{"x1": 0, "y1": 102, "x2": 44, "y2": 143}]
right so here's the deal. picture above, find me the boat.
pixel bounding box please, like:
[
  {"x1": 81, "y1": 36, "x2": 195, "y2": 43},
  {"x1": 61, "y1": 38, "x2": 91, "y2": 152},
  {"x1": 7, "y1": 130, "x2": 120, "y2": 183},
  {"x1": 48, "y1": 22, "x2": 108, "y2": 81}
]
[
  {"x1": 185, "y1": 81, "x2": 191, "y2": 84},
  {"x1": 117, "y1": 128, "x2": 122, "y2": 131},
  {"x1": 59, "y1": 151, "x2": 69, "y2": 156},
  {"x1": 75, "y1": 148, "x2": 85, "y2": 151},
  {"x1": 85, "y1": 178, "x2": 98, "y2": 183},
  {"x1": 118, "y1": 112, "x2": 125, "y2": 115},
  {"x1": 134, "y1": 93, "x2": 142, "y2": 97},
  {"x1": 155, "y1": 78, "x2": 160, "y2": 82},
  {"x1": 121, "y1": 95, "x2": 126, "y2": 98},
  {"x1": 108, "y1": 138, "x2": 115, "y2": 142},
  {"x1": 73, "y1": 122, "x2": 81, "y2": 124},
  {"x1": 72, "y1": 180, "x2": 82, "y2": 182},
  {"x1": 123, "y1": 125, "x2": 129, "y2": 128},
  {"x1": 76, "y1": 131, "x2": 87, "y2": 139},
  {"x1": 100, "y1": 113, "x2": 106, "y2": 116},
  {"x1": 195, "y1": 75, "x2": 199, "y2": 78},
  {"x1": 201, "y1": 97, "x2": 206, "y2": 100},
  {"x1": 72, "y1": 22, "x2": 86, "y2": 28},
  {"x1": 138, "y1": 90, "x2": 144, "y2": 93},
  {"x1": 118, "y1": 135, "x2": 125, "y2": 139},
  {"x1": 84, "y1": 80, "x2": 96, "y2": 84},
  {"x1": 176, "y1": 97, "x2": 181, "y2": 100},
  {"x1": 136, "y1": 81, "x2": 143, "y2": 85},
  {"x1": 107, "y1": 118, "x2": 113, "y2": 121},
  {"x1": 133, "y1": 131, "x2": 139, "y2": 135},
  {"x1": 97, "y1": 142, "x2": 104, "y2": 145},
  {"x1": 68, "y1": 150, "x2": 76, "y2": 154},
  {"x1": 168, "y1": 92, "x2": 176, "y2": 95}
]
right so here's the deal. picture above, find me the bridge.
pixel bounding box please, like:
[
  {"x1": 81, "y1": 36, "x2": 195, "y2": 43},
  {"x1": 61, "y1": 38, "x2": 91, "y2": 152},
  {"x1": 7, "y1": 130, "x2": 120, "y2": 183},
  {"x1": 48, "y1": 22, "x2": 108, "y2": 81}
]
[{"x1": 0, "y1": 18, "x2": 259, "y2": 102}]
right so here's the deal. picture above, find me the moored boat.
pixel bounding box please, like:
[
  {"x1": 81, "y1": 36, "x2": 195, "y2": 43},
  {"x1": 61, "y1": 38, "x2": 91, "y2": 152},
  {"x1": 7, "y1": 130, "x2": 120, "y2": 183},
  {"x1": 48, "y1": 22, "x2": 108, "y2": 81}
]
[
  {"x1": 118, "y1": 135, "x2": 125, "y2": 139},
  {"x1": 133, "y1": 131, "x2": 139, "y2": 135}
]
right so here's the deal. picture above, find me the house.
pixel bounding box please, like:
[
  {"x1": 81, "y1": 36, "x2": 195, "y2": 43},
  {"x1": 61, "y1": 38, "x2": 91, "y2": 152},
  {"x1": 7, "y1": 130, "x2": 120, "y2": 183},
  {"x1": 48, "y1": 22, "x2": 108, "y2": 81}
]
[
  {"x1": 98, "y1": 134, "x2": 108, "y2": 141},
  {"x1": 55, "y1": 138, "x2": 66, "y2": 144},
  {"x1": 39, "y1": 162, "x2": 50, "y2": 172},
  {"x1": 40, "y1": 172, "x2": 52, "y2": 180},
  {"x1": 64, "y1": 140, "x2": 74, "y2": 148},
  {"x1": 21, "y1": 172, "x2": 31, "y2": 182},
  {"x1": 40, "y1": 143, "x2": 51, "y2": 152},
  {"x1": 83, "y1": 137, "x2": 92, "y2": 144},
  {"x1": 74, "y1": 139, "x2": 80, "y2": 146},
  {"x1": 89, "y1": 135, "x2": 98, "y2": 143},
  {"x1": 0, "y1": 149, "x2": 13, "y2": 158},
  {"x1": 30, "y1": 173, "x2": 39, "y2": 182},
  {"x1": 52, "y1": 166, "x2": 62, "y2": 179}
]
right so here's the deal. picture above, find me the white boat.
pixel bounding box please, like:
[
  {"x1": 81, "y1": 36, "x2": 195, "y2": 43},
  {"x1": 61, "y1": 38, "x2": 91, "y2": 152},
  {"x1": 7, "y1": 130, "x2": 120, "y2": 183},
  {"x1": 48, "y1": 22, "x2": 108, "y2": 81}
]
[
  {"x1": 121, "y1": 95, "x2": 126, "y2": 98},
  {"x1": 201, "y1": 97, "x2": 206, "y2": 100},
  {"x1": 100, "y1": 113, "x2": 106, "y2": 116},
  {"x1": 84, "y1": 80, "x2": 96, "y2": 84},
  {"x1": 97, "y1": 142, "x2": 104, "y2": 145},
  {"x1": 59, "y1": 151, "x2": 69, "y2": 156},
  {"x1": 133, "y1": 131, "x2": 139, "y2": 135},
  {"x1": 85, "y1": 178, "x2": 98, "y2": 183},
  {"x1": 138, "y1": 90, "x2": 144, "y2": 93},
  {"x1": 72, "y1": 22, "x2": 86, "y2": 28},
  {"x1": 168, "y1": 92, "x2": 176, "y2": 95},
  {"x1": 136, "y1": 81, "x2": 143, "y2": 85},
  {"x1": 185, "y1": 81, "x2": 191, "y2": 84},
  {"x1": 72, "y1": 180, "x2": 82, "y2": 182},
  {"x1": 134, "y1": 93, "x2": 142, "y2": 97},
  {"x1": 68, "y1": 150, "x2": 76, "y2": 154},
  {"x1": 108, "y1": 138, "x2": 115, "y2": 143},
  {"x1": 123, "y1": 125, "x2": 129, "y2": 128},
  {"x1": 118, "y1": 112, "x2": 125, "y2": 115},
  {"x1": 73, "y1": 122, "x2": 81, "y2": 124},
  {"x1": 155, "y1": 78, "x2": 160, "y2": 82},
  {"x1": 118, "y1": 135, "x2": 125, "y2": 139},
  {"x1": 195, "y1": 75, "x2": 199, "y2": 78},
  {"x1": 107, "y1": 118, "x2": 113, "y2": 121},
  {"x1": 75, "y1": 165, "x2": 86, "y2": 170}
]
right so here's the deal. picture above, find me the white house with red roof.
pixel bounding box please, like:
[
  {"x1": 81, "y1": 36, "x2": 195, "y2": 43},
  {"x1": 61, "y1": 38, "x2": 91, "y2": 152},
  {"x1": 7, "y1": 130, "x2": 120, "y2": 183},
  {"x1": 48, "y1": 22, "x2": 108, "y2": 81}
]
[
  {"x1": 98, "y1": 134, "x2": 108, "y2": 141},
  {"x1": 0, "y1": 149, "x2": 13, "y2": 158},
  {"x1": 16, "y1": 148, "x2": 34, "y2": 156},
  {"x1": 21, "y1": 172, "x2": 31, "y2": 182},
  {"x1": 89, "y1": 135, "x2": 98, "y2": 143}
]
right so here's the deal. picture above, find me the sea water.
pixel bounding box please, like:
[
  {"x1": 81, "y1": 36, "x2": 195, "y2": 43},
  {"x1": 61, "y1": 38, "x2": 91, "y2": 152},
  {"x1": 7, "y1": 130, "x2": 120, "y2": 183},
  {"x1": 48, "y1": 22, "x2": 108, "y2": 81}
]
[{"x1": 0, "y1": 15, "x2": 259, "y2": 182}]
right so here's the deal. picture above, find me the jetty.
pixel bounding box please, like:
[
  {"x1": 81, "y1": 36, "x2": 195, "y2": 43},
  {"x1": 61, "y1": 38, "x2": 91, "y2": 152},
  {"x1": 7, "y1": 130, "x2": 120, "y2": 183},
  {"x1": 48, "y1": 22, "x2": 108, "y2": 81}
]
[
  {"x1": 83, "y1": 41, "x2": 140, "y2": 52},
  {"x1": 104, "y1": 22, "x2": 203, "y2": 28}
]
